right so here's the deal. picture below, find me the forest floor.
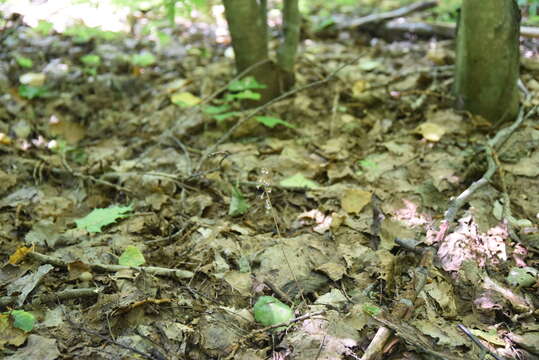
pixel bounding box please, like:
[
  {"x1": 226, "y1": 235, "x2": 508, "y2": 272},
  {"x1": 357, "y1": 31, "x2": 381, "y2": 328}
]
[{"x1": 0, "y1": 5, "x2": 539, "y2": 360}]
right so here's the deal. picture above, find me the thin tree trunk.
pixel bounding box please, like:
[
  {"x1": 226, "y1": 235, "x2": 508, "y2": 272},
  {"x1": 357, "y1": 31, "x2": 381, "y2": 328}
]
[
  {"x1": 223, "y1": 0, "x2": 281, "y2": 103},
  {"x1": 277, "y1": 0, "x2": 300, "y2": 75},
  {"x1": 454, "y1": 0, "x2": 521, "y2": 126}
]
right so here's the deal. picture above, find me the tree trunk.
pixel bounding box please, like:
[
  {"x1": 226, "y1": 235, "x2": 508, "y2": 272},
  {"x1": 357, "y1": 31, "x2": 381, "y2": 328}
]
[
  {"x1": 454, "y1": 0, "x2": 520, "y2": 126},
  {"x1": 223, "y1": 0, "x2": 299, "y2": 104},
  {"x1": 223, "y1": 0, "x2": 279, "y2": 103},
  {"x1": 277, "y1": 0, "x2": 300, "y2": 81}
]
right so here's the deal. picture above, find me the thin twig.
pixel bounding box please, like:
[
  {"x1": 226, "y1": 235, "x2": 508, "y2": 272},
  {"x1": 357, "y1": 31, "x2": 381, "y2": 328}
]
[
  {"x1": 437, "y1": 105, "x2": 534, "y2": 242},
  {"x1": 28, "y1": 251, "x2": 194, "y2": 280},
  {"x1": 457, "y1": 324, "x2": 506, "y2": 360}
]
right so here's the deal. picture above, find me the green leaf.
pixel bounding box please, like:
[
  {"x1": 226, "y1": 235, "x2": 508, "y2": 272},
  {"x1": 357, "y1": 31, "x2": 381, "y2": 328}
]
[
  {"x1": 227, "y1": 90, "x2": 261, "y2": 101},
  {"x1": 315, "y1": 17, "x2": 335, "y2": 32},
  {"x1": 18, "y1": 85, "x2": 48, "y2": 99},
  {"x1": 253, "y1": 296, "x2": 293, "y2": 329},
  {"x1": 279, "y1": 173, "x2": 320, "y2": 189},
  {"x1": 33, "y1": 20, "x2": 53, "y2": 36},
  {"x1": 203, "y1": 104, "x2": 230, "y2": 115},
  {"x1": 255, "y1": 116, "x2": 296, "y2": 129},
  {"x1": 64, "y1": 25, "x2": 119, "y2": 43},
  {"x1": 16, "y1": 57, "x2": 33, "y2": 68},
  {"x1": 228, "y1": 76, "x2": 266, "y2": 92},
  {"x1": 228, "y1": 186, "x2": 250, "y2": 216},
  {"x1": 507, "y1": 267, "x2": 538, "y2": 287},
  {"x1": 213, "y1": 111, "x2": 240, "y2": 123},
  {"x1": 10, "y1": 310, "x2": 35, "y2": 332},
  {"x1": 362, "y1": 303, "x2": 382, "y2": 316},
  {"x1": 118, "y1": 245, "x2": 145, "y2": 267},
  {"x1": 131, "y1": 52, "x2": 156, "y2": 67},
  {"x1": 80, "y1": 54, "x2": 101, "y2": 67},
  {"x1": 157, "y1": 31, "x2": 172, "y2": 46},
  {"x1": 75, "y1": 205, "x2": 133, "y2": 233}
]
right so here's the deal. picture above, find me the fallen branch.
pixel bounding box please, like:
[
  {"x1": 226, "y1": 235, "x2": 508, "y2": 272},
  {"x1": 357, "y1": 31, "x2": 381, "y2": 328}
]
[
  {"x1": 436, "y1": 105, "x2": 535, "y2": 243},
  {"x1": 28, "y1": 251, "x2": 194, "y2": 280},
  {"x1": 335, "y1": 1, "x2": 438, "y2": 30},
  {"x1": 0, "y1": 287, "x2": 100, "y2": 308},
  {"x1": 380, "y1": 20, "x2": 539, "y2": 39}
]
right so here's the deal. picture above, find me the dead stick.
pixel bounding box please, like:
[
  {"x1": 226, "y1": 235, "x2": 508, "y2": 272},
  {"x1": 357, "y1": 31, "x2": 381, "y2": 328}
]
[
  {"x1": 28, "y1": 251, "x2": 194, "y2": 280},
  {"x1": 337, "y1": 1, "x2": 438, "y2": 29}
]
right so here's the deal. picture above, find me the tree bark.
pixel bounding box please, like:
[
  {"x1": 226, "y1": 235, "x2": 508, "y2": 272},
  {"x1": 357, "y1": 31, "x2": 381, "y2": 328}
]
[
  {"x1": 223, "y1": 0, "x2": 279, "y2": 103},
  {"x1": 454, "y1": 0, "x2": 521, "y2": 126},
  {"x1": 277, "y1": 0, "x2": 300, "y2": 75},
  {"x1": 223, "y1": 0, "x2": 299, "y2": 105}
]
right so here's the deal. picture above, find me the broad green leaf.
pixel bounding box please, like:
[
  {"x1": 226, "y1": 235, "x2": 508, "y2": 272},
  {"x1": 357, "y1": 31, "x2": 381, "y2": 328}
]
[
  {"x1": 362, "y1": 303, "x2": 382, "y2": 316},
  {"x1": 228, "y1": 76, "x2": 266, "y2": 91},
  {"x1": 10, "y1": 310, "x2": 35, "y2": 332},
  {"x1": 213, "y1": 111, "x2": 240, "y2": 123},
  {"x1": 18, "y1": 85, "x2": 48, "y2": 99},
  {"x1": 118, "y1": 246, "x2": 145, "y2": 267},
  {"x1": 33, "y1": 20, "x2": 53, "y2": 36},
  {"x1": 253, "y1": 296, "x2": 293, "y2": 329},
  {"x1": 75, "y1": 205, "x2": 132, "y2": 233},
  {"x1": 80, "y1": 54, "x2": 101, "y2": 67},
  {"x1": 507, "y1": 267, "x2": 537, "y2": 287},
  {"x1": 131, "y1": 52, "x2": 156, "y2": 67},
  {"x1": 64, "y1": 25, "x2": 119, "y2": 43},
  {"x1": 279, "y1": 173, "x2": 320, "y2": 189},
  {"x1": 315, "y1": 17, "x2": 335, "y2": 31},
  {"x1": 171, "y1": 92, "x2": 201, "y2": 107},
  {"x1": 203, "y1": 104, "x2": 230, "y2": 115},
  {"x1": 16, "y1": 57, "x2": 33, "y2": 68},
  {"x1": 225, "y1": 90, "x2": 260, "y2": 101},
  {"x1": 358, "y1": 160, "x2": 377, "y2": 168},
  {"x1": 255, "y1": 116, "x2": 296, "y2": 129},
  {"x1": 229, "y1": 186, "x2": 250, "y2": 216}
]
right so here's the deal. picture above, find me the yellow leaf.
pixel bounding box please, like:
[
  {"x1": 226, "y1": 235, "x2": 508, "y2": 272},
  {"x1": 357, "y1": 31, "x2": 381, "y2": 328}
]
[
  {"x1": 170, "y1": 92, "x2": 201, "y2": 107},
  {"x1": 341, "y1": 189, "x2": 371, "y2": 214},
  {"x1": 415, "y1": 122, "x2": 446, "y2": 142},
  {"x1": 9, "y1": 247, "x2": 32, "y2": 265}
]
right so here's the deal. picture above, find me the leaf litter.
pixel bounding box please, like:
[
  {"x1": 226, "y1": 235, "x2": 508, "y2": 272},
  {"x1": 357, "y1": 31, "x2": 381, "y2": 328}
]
[{"x1": 0, "y1": 4, "x2": 538, "y2": 360}]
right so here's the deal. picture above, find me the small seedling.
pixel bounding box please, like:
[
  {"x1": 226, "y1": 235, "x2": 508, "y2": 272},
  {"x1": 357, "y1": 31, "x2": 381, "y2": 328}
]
[
  {"x1": 202, "y1": 76, "x2": 293, "y2": 129},
  {"x1": 33, "y1": 20, "x2": 53, "y2": 36},
  {"x1": 18, "y1": 85, "x2": 49, "y2": 99},
  {"x1": 16, "y1": 56, "x2": 33, "y2": 68},
  {"x1": 229, "y1": 185, "x2": 250, "y2": 216},
  {"x1": 131, "y1": 52, "x2": 156, "y2": 67},
  {"x1": 253, "y1": 296, "x2": 293, "y2": 330},
  {"x1": 118, "y1": 246, "x2": 145, "y2": 267}
]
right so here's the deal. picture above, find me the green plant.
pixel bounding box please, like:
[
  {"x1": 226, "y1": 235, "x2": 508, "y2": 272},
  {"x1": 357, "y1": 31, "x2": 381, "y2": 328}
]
[
  {"x1": 118, "y1": 246, "x2": 145, "y2": 266},
  {"x1": 33, "y1": 20, "x2": 54, "y2": 36},
  {"x1": 50, "y1": 140, "x2": 88, "y2": 165},
  {"x1": 80, "y1": 54, "x2": 101, "y2": 67},
  {"x1": 202, "y1": 76, "x2": 295, "y2": 129},
  {"x1": 64, "y1": 24, "x2": 120, "y2": 43},
  {"x1": 80, "y1": 54, "x2": 101, "y2": 75},
  {"x1": 1, "y1": 310, "x2": 36, "y2": 332},
  {"x1": 229, "y1": 185, "x2": 250, "y2": 216},
  {"x1": 130, "y1": 52, "x2": 156, "y2": 67},
  {"x1": 75, "y1": 205, "x2": 133, "y2": 233},
  {"x1": 253, "y1": 296, "x2": 293, "y2": 330},
  {"x1": 16, "y1": 56, "x2": 33, "y2": 68},
  {"x1": 18, "y1": 85, "x2": 49, "y2": 99}
]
